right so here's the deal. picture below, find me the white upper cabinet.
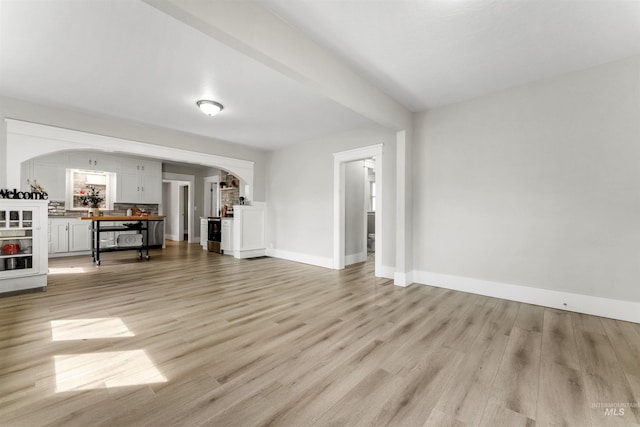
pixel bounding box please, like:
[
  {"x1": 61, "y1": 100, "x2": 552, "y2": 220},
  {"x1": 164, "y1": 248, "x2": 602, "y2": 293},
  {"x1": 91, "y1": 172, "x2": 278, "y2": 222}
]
[
  {"x1": 141, "y1": 161, "x2": 162, "y2": 204},
  {"x1": 20, "y1": 151, "x2": 162, "y2": 205},
  {"x1": 67, "y1": 152, "x2": 117, "y2": 172},
  {"x1": 23, "y1": 153, "x2": 66, "y2": 201},
  {"x1": 31, "y1": 161, "x2": 66, "y2": 201},
  {"x1": 116, "y1": 158, "x2": 162, "y2": 203},
  {"x1": 116, "y1": 159, "x2": 140, "y2": 203}
]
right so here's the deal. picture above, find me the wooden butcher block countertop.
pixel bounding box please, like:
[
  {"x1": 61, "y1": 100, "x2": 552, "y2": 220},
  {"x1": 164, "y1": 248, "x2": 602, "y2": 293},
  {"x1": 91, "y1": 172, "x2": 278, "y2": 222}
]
[{"x1": 80, "y1": 216, "x2": 165, "y2": 221}]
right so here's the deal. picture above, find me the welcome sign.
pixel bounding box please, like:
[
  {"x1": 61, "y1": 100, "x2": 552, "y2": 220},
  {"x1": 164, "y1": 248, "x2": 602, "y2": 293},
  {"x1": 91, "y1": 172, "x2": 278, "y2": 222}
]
[{"x1": 0, "y1": 189, "x2": 48, "y2": 200}]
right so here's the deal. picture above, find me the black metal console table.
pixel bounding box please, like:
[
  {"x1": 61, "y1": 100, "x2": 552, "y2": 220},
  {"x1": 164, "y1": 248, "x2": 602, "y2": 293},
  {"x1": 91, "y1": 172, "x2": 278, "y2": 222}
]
[{"x1": 82, "y1": 216, "x2": 164, "y2": 266}]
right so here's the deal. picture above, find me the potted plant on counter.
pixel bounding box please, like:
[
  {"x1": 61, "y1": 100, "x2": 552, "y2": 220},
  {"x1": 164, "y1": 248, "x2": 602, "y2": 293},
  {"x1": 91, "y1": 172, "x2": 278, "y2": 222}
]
[{"x1": 79, "y1": 186, "x2": 104, "y2": 217}]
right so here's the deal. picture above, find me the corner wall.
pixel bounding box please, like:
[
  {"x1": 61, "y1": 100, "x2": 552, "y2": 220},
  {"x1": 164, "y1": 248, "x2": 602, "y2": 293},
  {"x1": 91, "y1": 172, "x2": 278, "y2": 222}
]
[
  {"x1": 265, "y1": 125, "x2": 396, "y2": 272},
  {"x1": 413, "y1": 56, "x2": 640, "y2": 321}
]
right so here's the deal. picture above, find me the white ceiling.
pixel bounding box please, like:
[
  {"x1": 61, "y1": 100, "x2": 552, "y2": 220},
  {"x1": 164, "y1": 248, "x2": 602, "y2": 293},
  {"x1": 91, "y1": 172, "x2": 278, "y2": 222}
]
[
  {"x1": 1, "y1": 0, "x2": 639, "y2": 150},
  {"x1": 0, "y1": 0, "x2": 371, "y2": 150},
  {"x1": 260, "y1": 0, "x2": 640, "y2": 111}
]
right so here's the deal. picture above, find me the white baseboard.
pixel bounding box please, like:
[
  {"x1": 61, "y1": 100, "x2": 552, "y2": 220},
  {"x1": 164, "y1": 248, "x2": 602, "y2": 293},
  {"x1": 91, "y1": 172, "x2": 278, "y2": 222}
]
[
  {"x1": 264, "y1": 250, "x2": 396, "y2": 281},
  {"x1": 413, "y1": 270, "x2": 640, "y2": 324},
  {"x1": 379, "y1": 265, "x2": 395, "y2": 280},
  {"x1": 345, "y1": 252, "x2": 367, "y2": 266},
  {"x1": 394, "y1": 271, "x2": 414, "y2": 287},
  {"x1": 165, "y1": 234, "x2": 179, "y2": 241},
  {"x1": 233, "y1": 248, "x2": 266, "y2": 259},
  {"x1": 266, "y1": 248, "x2": 334, "y2": 269},
  {"x1": 0, "y1": 274, "x2": 47, "y2": 294},
  {"x1": 49, "y1": 250, "x2": 91, "y2": 258}
]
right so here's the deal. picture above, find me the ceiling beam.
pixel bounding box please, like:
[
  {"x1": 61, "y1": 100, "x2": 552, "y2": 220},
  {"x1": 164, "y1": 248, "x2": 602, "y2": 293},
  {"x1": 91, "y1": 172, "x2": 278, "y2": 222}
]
[{"x1": 143, "y1": 0, "x2": 412, "y2": 131}]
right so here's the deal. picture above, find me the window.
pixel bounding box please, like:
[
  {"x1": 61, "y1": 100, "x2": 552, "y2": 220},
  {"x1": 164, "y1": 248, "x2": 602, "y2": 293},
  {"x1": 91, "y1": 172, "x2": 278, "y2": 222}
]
[{"x1": 67, "y1": 169, "x2": 115, "y2": 210}]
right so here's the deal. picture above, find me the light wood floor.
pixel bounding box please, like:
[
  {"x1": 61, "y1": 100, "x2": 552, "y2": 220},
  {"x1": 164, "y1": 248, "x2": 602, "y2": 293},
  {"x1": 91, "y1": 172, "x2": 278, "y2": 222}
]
[{"x1": 1, "y1": 242, "x2": 639, "y2": 426}]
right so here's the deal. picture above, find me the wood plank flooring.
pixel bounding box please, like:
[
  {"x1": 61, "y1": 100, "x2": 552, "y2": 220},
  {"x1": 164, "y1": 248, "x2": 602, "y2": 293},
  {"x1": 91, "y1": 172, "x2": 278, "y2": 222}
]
[{"x1": 1, "y1": 241, "x2": 639, "y2": 426}]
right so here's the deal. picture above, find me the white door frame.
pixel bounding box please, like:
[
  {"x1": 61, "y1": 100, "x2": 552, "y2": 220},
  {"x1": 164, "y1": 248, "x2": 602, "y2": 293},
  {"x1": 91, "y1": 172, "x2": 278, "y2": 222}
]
[
  {"x1": 177, "y1": 183, "x2": 185, "y2": 240},
  {"x1": 163, "y1": 172, "x2": 195, "y2": 243},
  {"x1": 363, "y1": 159, "x2": 375, "y2": 257},
  {"x1": 203, "y1": 175, "x2": 220, "y2": 217},
  {"x1": 333, "y1": 144, "x2": 383, "y2": 276}
]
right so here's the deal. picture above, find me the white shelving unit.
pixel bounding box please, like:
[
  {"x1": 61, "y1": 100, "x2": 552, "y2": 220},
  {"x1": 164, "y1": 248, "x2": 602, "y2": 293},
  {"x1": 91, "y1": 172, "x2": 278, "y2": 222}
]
[{"x1": 0, "y1": 200, "x2": 48, "y2": 294}]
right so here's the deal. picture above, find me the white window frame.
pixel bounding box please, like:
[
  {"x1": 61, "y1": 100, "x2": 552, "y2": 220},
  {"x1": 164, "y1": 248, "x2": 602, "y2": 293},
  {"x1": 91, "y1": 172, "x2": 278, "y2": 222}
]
[{"x1": 66, "y1": 169, "x2": 116, "y2": 211}]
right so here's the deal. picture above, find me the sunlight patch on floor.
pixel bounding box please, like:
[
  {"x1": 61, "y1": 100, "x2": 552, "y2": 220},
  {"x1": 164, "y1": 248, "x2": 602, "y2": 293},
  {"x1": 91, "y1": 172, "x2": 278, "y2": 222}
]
[
  {"x1": 48, "y1": 267, "x2": 89, "y2": 275},
  {"x1": 54, "y1": 350, "x2": 167, "y2": 392},
  {"x1": 51, "y1": 318, "x2": 135, "y2": 341}
]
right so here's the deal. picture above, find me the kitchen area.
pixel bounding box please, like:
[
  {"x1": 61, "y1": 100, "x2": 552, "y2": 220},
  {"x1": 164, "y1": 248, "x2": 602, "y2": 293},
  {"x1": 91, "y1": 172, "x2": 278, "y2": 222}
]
[
  {"x1": 1, "y1": 120, "x2": 266, "y2": 295},
  {"x1": 25, "y1": 150, "x2": 166, "y2": 259},
  {"x1": 23, "y1": 148, "x2": 265, "y2": 262},
  {"x1": 200, "y1": 170, "x2": 266, "y2": 260}
]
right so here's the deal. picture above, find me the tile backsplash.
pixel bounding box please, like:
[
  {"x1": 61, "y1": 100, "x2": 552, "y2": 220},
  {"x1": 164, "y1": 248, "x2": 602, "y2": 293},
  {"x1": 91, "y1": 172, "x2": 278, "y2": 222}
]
[
  {"x1": 113, "y1": 203, "x2": 159, "y2": 216},
  {"x1": 47, "y1": 201, "x2": 159, "y2": 217},
  {"x1": 47, "y1": 201, "x2": 66, "y2": 216},
  {"x1": 219, "y1": 171, "x2": 240, "y2": 213}
]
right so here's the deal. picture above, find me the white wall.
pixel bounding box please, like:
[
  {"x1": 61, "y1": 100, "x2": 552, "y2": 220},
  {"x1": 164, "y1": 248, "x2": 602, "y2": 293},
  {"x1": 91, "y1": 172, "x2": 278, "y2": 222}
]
[
  {"x1": 266, "y1": 125, "x2": 396, "y2": 270},
  {"x1": 345, "y1": 160, "x2": 365, "y2": 264},
  {"x1": 413, "y1": 55, "x2": 640, "y2": 304}
]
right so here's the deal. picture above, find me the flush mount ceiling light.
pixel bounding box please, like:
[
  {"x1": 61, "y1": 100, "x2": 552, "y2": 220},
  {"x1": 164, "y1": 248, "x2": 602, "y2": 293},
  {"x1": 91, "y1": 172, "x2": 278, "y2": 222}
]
[{"x1": 196, "y1": 100, "x2": 224, "y2": 116}]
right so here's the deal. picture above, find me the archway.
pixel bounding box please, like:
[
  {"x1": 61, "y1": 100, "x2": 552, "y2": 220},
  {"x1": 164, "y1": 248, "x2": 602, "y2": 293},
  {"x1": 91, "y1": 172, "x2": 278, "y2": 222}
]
[{"x1": 4, "y1": 120, "x2": 255, "y2": 200}]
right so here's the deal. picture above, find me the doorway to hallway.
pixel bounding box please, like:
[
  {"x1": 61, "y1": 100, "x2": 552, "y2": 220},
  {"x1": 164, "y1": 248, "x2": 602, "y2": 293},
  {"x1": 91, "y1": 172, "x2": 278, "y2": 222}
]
[
  {"x1": 162, "y1": 172, "x2": 195, "y2": 243},
  {"x1": 333, "y1": 144, "x2": 383, "y2": 277}
]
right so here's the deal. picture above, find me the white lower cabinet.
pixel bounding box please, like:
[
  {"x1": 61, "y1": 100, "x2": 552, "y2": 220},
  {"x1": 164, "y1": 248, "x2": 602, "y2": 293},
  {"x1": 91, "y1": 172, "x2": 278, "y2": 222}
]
[
  {"x1": 49, "y1": 218, "x2": 91, "y2": 256},
  {"x1": 49, "y1": 220, "x2": 69, "y2": 253},
  {"x1": 200, "y1": 218, "x2": 208, "y2": 250},
  {"x1": 69, "y1": 221, "x2": 92, "y2": 252},
  {"x1": 231, "y1": 205, "x2": 265, "y2": 259},
  {"x1": 220, "y1": 206, "x2": 266, "y2": 258},
  {"x1": 221, "y1": 218, "x2": 234, "y2": 254}
]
